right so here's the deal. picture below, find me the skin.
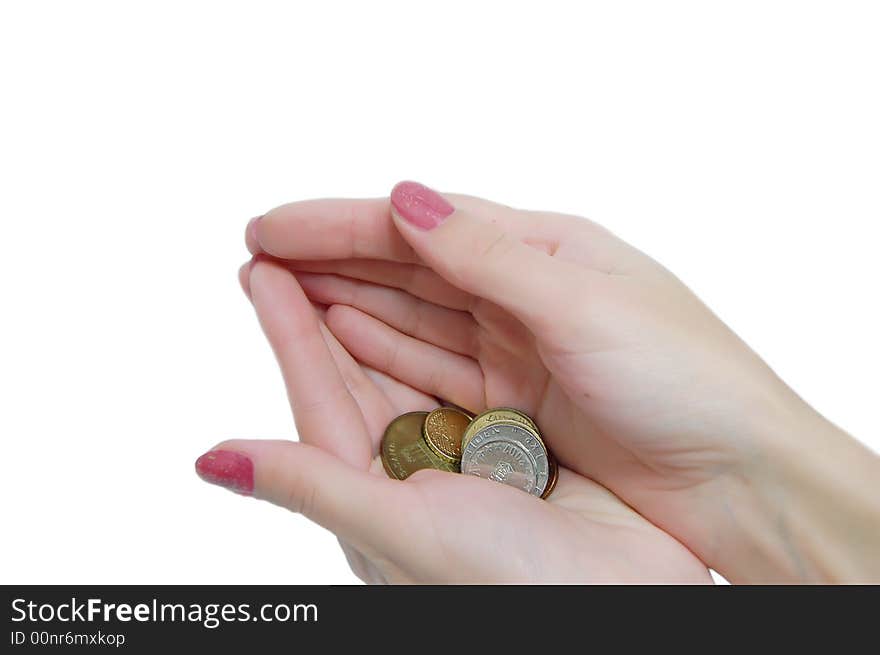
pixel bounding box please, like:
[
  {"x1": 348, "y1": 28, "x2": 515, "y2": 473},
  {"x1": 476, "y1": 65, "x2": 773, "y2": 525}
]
[
  {"x1": 206, "y1": 186, "x2": 880, "y2": 583},
  {"x1": 220, "y1": 260, "x2": 710, "y2": 584}
]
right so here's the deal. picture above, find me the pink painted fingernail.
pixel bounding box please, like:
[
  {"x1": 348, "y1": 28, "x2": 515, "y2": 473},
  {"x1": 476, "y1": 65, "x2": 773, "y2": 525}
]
[
  {"x1": 391, "y1": 181, "x2": 454, "y2": 230},
  {"x1": 195, "y1": 450, "x2": 254, "y2": 495}
]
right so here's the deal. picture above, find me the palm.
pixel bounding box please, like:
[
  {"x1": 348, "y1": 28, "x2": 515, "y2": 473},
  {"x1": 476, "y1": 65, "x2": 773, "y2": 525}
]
[
  {"x1": 247, "y1": 258, "x2": 709, "y2": 583},
  {"x1": 288, "y1": 259, "x2": 725, "y2": 548},
  {"x1": 361, "y1": 462, "x2": 710, "y2": 584}
]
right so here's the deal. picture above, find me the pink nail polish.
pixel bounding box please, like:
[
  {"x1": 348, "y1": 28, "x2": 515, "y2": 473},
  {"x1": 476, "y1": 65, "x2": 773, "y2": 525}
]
[
  {"x1": 390, "y1": 181, "x2": 454, "y2": 230},
  {"x1": 195, "y1": 450, "x2": 254, "y2": 495}
]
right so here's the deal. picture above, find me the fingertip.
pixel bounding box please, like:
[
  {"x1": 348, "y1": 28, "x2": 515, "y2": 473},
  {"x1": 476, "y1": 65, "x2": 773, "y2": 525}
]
[
  {"x1": 390, "y1": 180, "x2": 455, "y2": 231},
  {"x1": 238, "y1": 259, "x2": 254, "y2": 301},
  {"x1": 245, "y1": 215, "x2": 263, "y2": 255},
  {"x1": 249, "y1": 252, "x2": 275, "y2": 270},
  {"x1": 248, "y1": 254, "x2": 290, "y2": 300},
  {"x1": 389, "y1": 180, "x2": 419, "y2": 207},
  {"x1": 194, "y1": 447, "x2": 255, "y2": 495},
  {"x1": 323, "y1": 302, "x2": 358, "y2": 332}
]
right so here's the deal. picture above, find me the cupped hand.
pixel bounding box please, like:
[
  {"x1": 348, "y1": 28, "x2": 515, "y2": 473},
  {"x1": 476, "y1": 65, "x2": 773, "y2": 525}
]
[
  {"x1": 238, "y1": 182, "x2": 837, "y2": 582},
  {"x1": 201, "y1": 258, "x2": 711, "y2": 583}
]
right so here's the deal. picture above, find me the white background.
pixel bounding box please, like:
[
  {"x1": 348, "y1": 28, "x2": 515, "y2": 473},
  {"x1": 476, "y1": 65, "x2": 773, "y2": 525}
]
[{"x1": 1, "y1": 1, "x2": 877, "y2": 584}]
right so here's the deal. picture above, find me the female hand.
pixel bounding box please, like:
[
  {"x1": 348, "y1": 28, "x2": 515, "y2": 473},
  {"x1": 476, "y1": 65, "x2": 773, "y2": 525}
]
[
  {"x1": 196, "y1": 258, "x2": 711, "y2": 583},
  {"x1": 234, "y1": 182, "x2": 880, "y2": 583}
]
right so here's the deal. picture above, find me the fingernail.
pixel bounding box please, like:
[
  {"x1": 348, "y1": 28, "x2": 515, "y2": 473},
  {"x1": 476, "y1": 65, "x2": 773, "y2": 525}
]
[
  {"x1": 246, "y1": 215, "x2": 263, "y2": 254},
  {"x1": 391, "y1": 181, "x2": 454, "y2": 230},
  {"x1": 195, "y1": 450, "x2": 254, "y2": 495}
]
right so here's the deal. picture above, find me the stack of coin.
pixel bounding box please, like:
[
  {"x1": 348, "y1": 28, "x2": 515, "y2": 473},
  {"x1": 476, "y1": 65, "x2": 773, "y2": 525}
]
[{"x1": 380, "y1": 406, "x2": 558, "y2": 499}]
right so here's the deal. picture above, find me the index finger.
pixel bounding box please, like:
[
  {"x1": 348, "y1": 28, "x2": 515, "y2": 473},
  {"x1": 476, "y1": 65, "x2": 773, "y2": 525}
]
[
  {"x1": 255, "y1": 197, "x2": 420, "y2": 263},
  {"x1": 251, "y1": 194, "x2": 567, "y2": 264}
]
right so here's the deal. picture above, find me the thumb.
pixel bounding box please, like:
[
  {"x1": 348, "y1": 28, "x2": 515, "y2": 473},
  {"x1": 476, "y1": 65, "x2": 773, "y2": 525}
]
[
  {"x1": 195, "y1": 440, "x2": 410, "y2": 557},
  {"x1": 389, "y1": 181, "x2": 597, "y2": 326}
]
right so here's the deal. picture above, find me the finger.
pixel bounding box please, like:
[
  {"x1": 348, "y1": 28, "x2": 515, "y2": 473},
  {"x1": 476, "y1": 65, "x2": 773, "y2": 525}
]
[
  {"x1": 249, "y1": 258, "x2": 371, "y2": 469},
  {"x1": 252, "y1": 195, "x2": 590, "y2": 268},
  {"x1": 295, "y1": 272, "x2": 479, "y2": 358},
  {"x1": 288, "y1": 263, "x2": 539, "y2": 363},
  {"x1": 254, "y1": 198, "x2": 419, "y2": 262},
  {"x1": 251, "y1": 191, "x2": 642, "y2": 275},
  {"x1": 325, "y1": 304, "x2": 485, "y2": 412},
  {"x1": 389, "y1": 181, "x2": 607, "y2": 332},
  {"x1": 316, "y1": 319, "x2": 396, "y2": 449},
  {"x1": 243, "y1": 259, "x2": 393, "y2": 445},
  {"x1": 361, "y1": 366, "x2": 439, "y2": 415},
  {"x1": 286, "y1": 259, "x2": 473, "y2": 311},
  {"x1": 245, "y1": 216, "x2": 262, "y2": 255},
  {"x1": 196, "y1": 440, "x2": 415, "y2": 558},
  {"x1": 238, "y1": 259, "x2": 253, "y2": 300},
  {"x1": 312, "y1": 296, "x2": 430, "y2": 418}
]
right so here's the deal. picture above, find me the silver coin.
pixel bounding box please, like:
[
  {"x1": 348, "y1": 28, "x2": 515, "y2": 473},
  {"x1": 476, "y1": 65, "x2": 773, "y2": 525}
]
[
  {"x1": 462, "y1": 439, "x2": 537, "y2": 493},
  {"x1": 461, "y1": 423, "x2": 549, "y2": 497}
]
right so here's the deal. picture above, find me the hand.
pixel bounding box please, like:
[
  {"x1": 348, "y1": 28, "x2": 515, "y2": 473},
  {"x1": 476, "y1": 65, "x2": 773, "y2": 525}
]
[
  {"x1": 197, "y1": 259, "x2": 711, "y2": 583},
  {"x1": 236, "y1": 182, "x2": 880, "y2": 583}
]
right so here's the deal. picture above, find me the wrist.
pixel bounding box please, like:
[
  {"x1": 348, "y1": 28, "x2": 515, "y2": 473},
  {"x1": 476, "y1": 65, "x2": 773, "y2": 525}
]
[{"x1": 708, "y1": 401, "x2": 880, "y2": 583}]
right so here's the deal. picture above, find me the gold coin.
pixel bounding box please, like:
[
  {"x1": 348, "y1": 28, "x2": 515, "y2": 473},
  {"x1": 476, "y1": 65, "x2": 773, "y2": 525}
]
[
  {"x1": 461, "y1": 407, "x2": 543, "y2": 452},
  {"x1": 422, "y1": 407, "x2": 470, "y2": 462},
  {"x1": 541, "y1": 454, "x2": 559, "y2": 499},
  {"x1": 381, "y1": 412, "x2": 459, "y2": 480},
  {"x1": 438, "y1": 399, "x2": 476, "y2": 420}
]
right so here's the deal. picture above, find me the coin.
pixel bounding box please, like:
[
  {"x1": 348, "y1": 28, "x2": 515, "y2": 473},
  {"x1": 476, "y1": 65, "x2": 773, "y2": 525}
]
[
  {"x1": 461, "y1": 439, "x2": 537, "y2": 494},
  {"x1": 438, "y1": 400, "x2": 475, "y2": 420},
  {"x1": 461, "y1": 407, "x2": 542, "y2": 452},
  {"x1": 422, "y1": 407, "x2": 470, "y2": 462},
  {"x1": 380, "y1": 412, "x2": 459, "y2": 480},
  {"x1": 541, "y1": 454, "x2": 559, "y2": 499},
  {"x1": 461, "y1": 423, "x2": 550, "y2": 497}
]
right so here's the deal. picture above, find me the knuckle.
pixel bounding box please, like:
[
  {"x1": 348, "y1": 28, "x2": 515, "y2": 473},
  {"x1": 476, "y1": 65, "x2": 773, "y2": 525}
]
[
  {"x1": 403, "y1": 296, "x2": 425, "y2": 337},
  {"x1": 479, "y1": 231, "x2": 515, "y2": 261},
  {"x1": 447, "y1": 229, "x2": 512, "y2": 287},
  {"x1": 284, "y1": 469, "x2": 316, "y2": 516}
]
